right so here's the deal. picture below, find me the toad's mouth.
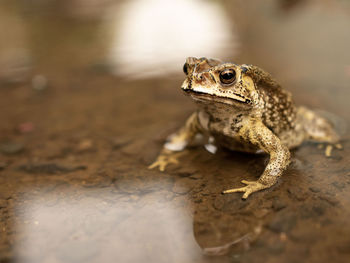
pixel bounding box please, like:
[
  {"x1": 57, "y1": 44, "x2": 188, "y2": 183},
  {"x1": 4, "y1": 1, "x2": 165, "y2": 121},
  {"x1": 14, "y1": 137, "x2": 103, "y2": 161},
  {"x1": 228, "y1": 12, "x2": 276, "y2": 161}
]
[{"x1": 183, "y1": 89, "x2": 251, "y2": 106}]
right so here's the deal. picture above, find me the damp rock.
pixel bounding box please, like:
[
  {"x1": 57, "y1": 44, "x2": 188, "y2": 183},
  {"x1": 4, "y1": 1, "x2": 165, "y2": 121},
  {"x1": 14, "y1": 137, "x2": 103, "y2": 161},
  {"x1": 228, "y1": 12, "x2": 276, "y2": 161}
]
[
  {"x1": 120, "y1": 140, "x2": 146, "y2": 155},
  {"x1": 309, "y1": 187, "x2": 321, "y2": 193},
  {"x1": 173, "y1": 166, "x2": 198, "y2": 178},
  {"x1": 215, "y1": 195, "x2": 249, "y2": 212},
  {"x1": 299, "y1": 203, "x2": 327, "y2": 219},
  {"x1": 336, "y1": 241, "x2": 350, "y2": 254},
  {"x1": 267, "y1": 211, "x2": 297, "y2": 233},
  {"x1": 17, "y1": 163, "x2": 86, "y2": 174},
  {"x1": 172, "y1": 184, "x2": 189, "y2": 195},
  {"x1": 287, "y1": 187, "x2": 308, "y2": 201},
  {"x1": 82, "y1": 175, "x2": 112, "y2": 188},
  {"x1": 0, "y1": 199, "x2": 7, "y2": 209},
  {"x1": 189, "y1": 173, "x2": 203, "y2": 180},
  {"x1": 114, "y1": 174, "x2": 167, "y2": 195},
  {"x1": 173, "y1": 172, "x2": 193, "y2": 178},
  {"x1": 172, "y1": 179, "x2": 192, "y2": 194},
  {"x1": 77, "y1": 139, "x2": 94, "y2": 152},
  {"x1": 111, "y1": 137, "x2": 131, "y2": 150},
  {"x1": 213, "y1": 196, "x2": 225, "y2": 210},
  {"x1": 0, "y1": 141, "x2": 24, "y2": 154},
  {"x1": 268, "y1": 242, "x2": 285, "y2": 254},
  {"x1": 272, "y1": 199, "x2": 287, "y2": 211},
  {"x1": 331, "y1": 181, "x2": 345, "y2": 190},
  {"x1": 312, "y1": 202, "x2": 327, "y2": 216},
  {"x1": 253, "y1": 208, "x2": 270, "y2": 218},
  {"x1": 318, "y1": 194, "x2": 339, "y2": 206},
  {"x1": 0, "y1": 162, "x2": 7, "y2": 171}
]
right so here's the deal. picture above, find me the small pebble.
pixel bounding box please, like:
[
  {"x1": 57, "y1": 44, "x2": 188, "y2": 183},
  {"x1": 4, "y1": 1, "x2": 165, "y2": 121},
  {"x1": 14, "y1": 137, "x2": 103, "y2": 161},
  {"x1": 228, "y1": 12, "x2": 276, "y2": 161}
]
[
  {"x1": 78, "y1": 139, "x2": 93, "y2": 151},
  {"x1": 32, "y1": 74, "x2": 48, "y2": 90},
  {"x1": 309, "y1": 187, "x2": 321, "y2": 193},
  {"x1": 172, "y1": 182, "x2": 190, "y2": 194},
  {"x1": 280, "y1": 232, "x2": 287, "y2": 242},
  {"x1": 0, "y1": 142, "x2": 24, "y2": 154},
  {"x1": 0, "y1": 162, "x2": 7, "y2": 171},
  {"x1": 18, "y1": 122, "x2": 35, "y2": 133},
  {"x1": 332, "y1": 181, "x2": 345, "y2": 190},
  {"x1": 272, "y1": 199, "x2": 287, "y2": 211},
  {"x1": 253, "y1": 208, "x2": 269, "y2": 218}
]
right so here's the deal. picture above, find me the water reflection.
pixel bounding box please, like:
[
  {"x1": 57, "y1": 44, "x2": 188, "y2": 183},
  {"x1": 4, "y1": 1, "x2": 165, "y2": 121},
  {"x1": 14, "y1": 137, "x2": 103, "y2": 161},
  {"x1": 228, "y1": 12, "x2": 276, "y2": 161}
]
[
  {"x1": 15, "y1": 187, "x2": 204, "y2": 263},
  {"x1": 107, "y1": 0, "x2": 238, "y2": 78}
]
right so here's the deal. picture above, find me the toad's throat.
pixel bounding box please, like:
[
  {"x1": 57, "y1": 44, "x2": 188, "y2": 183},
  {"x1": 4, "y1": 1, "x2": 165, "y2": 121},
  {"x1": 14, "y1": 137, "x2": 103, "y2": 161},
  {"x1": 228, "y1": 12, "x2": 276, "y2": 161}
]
[{"x1": 183, "y1": 89, "x2": 250, "y2": 105}]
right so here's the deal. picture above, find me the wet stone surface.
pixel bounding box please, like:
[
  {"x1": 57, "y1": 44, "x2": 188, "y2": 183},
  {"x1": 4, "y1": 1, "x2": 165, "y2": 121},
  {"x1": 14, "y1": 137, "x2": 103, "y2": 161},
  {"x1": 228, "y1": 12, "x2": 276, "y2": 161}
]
[
  {"x1": 0, "y1": 0, "x2": 350, "y2": 263},
  {"x1": 0, "y1": 78, "x2": 349, "y2": 263}
]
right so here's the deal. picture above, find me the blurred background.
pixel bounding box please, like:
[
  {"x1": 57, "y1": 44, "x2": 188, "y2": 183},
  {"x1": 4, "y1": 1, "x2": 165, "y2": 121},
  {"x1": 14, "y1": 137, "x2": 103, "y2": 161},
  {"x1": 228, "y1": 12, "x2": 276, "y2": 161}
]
[{"x1": 0, "y1": 0, "x2": 349, "y2": 262}]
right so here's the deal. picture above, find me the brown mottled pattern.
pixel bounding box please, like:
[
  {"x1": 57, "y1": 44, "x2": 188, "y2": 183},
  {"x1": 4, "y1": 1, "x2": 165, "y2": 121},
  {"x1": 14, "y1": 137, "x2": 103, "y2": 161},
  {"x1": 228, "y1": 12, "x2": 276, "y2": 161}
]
[
  {"x1": 259, "y1": 87, "x2": 297, "y2": 135},
  {"x1": 242, "y1": 64, "x2": 281, "y2": 91}
]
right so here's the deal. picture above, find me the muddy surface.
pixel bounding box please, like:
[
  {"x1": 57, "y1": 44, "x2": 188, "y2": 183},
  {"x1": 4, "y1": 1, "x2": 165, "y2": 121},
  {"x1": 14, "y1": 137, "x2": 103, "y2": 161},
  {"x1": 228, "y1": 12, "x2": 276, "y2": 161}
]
[{"x1": 0, "y1": 1, "x2": 349, "y2": 263}]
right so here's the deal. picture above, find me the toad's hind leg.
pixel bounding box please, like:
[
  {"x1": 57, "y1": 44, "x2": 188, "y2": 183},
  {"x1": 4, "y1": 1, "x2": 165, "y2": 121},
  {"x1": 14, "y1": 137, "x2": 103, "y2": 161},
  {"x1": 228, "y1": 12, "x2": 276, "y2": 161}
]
[{"x1": 298, "y1": 106, "x2": 341, "y2": 156}]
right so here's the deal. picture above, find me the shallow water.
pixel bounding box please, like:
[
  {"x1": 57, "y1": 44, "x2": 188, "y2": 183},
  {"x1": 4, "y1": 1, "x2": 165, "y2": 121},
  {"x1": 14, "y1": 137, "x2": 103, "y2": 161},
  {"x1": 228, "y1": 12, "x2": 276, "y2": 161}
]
[{"x1": 0, "y1": 0, "x2": 349, "y2": 262}]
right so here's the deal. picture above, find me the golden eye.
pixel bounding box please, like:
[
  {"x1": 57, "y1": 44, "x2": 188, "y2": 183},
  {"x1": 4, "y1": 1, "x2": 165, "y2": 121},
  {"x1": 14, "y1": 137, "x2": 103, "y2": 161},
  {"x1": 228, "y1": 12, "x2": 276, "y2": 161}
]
[
  {"x1": 183, "y1": 63, "x2": 189, "y2": 75},
  {"x1": 219, "y1": 69, "x2": 236, "y2": 85}
]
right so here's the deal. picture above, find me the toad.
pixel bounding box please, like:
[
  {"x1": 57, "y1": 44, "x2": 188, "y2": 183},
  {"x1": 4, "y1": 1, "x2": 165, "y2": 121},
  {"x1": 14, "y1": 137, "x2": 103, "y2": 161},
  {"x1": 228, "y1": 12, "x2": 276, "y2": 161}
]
[{"x1": 149, "y1": 57, "x2": 341, "y2": 199}]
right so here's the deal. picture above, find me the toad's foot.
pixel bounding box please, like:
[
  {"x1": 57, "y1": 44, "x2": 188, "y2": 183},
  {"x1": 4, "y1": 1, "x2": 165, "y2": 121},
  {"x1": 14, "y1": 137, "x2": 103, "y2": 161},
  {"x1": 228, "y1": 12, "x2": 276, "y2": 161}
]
[
  {"x1": 148, "y1": 151, "x2": 187, "y2": 172},
  {"x1": 222, "y1": 180, "x2": 270, "y2": 199},
  {"x1": 319, "y1": 143, "x2": 342, "y2": 157}
]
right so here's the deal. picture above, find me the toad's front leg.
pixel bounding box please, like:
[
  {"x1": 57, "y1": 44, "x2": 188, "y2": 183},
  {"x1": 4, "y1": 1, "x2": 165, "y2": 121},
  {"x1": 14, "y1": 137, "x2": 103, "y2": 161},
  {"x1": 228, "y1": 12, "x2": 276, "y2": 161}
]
[
  {"x1": 223, "y1": 120, "x2": 291, "y2": 199},
  {"x1": 149, "y1": 112, "x2": 204, "y2": 171}
]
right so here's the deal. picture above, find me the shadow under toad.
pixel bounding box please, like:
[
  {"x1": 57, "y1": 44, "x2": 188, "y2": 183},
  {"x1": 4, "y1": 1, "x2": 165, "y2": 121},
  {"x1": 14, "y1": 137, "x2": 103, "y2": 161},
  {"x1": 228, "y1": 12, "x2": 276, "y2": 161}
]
[{"x1": 164, "y1": 144, "x2": 350, "y2": 261}]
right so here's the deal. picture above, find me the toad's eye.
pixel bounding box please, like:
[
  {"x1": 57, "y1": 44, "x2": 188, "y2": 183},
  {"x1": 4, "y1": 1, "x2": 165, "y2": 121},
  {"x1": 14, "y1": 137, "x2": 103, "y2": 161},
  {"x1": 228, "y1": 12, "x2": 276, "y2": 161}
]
[
  {"x1": 219, "y1": 69, "x2": 236, "y2": 85},
  {"x1": 183, "y1": 63, "x2": 189, "y2": 75}
]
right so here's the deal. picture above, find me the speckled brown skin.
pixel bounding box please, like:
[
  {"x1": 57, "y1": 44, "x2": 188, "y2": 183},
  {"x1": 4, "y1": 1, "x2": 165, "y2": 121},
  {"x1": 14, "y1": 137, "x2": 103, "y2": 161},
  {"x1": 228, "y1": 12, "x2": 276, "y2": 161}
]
[{"x1": 149, "y1": 57, "x2": 340, "y2": 199}]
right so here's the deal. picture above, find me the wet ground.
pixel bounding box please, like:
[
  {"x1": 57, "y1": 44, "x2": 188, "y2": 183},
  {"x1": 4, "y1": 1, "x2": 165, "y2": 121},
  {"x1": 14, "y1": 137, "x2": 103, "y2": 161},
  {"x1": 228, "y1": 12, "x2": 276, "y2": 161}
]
[{"x1": 0, "y1": 0, "x2": 350, "y2": 262}]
